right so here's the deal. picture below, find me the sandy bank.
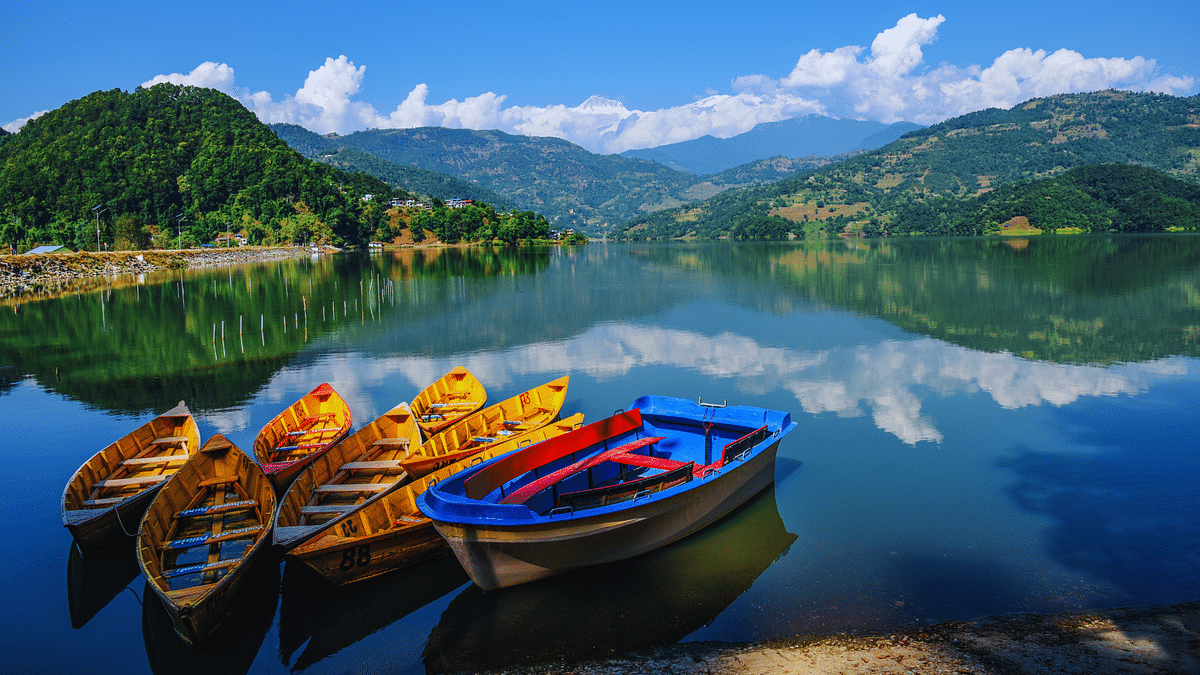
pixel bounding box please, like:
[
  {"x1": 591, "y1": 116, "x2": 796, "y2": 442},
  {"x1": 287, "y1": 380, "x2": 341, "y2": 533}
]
[{"x1": 492, "y1": 601, "x2": 1199, "y2": 674}]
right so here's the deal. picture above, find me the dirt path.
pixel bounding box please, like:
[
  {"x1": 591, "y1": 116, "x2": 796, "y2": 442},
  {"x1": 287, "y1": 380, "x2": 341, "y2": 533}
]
[{"x1": 492, "y1": 601, "x2": 1199, "y2": 674}]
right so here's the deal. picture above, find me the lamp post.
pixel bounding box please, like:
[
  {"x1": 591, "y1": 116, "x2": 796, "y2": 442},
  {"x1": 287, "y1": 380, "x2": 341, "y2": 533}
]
[
  {"x1": 175, "y1": 212, "x2": 185, "y2": 250},
  {"x1": 92, "y1": 204, "x2": 107, "y2": 252}
]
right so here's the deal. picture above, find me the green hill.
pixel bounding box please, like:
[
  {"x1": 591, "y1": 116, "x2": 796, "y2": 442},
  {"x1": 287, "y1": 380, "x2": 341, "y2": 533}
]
[
  {"x1": 0, "y1": 85, "x2": 404, "y2": 251},
  {"x1": 619, "y1": 90, "x2": 1200, "y2": 240}
]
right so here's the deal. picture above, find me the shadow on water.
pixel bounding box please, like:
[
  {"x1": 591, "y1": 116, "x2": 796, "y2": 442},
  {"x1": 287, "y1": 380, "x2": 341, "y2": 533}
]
[
  {"x1": 277, "y1": 553, "x2": 469, "y2": 672},
  {"x1": 67, "y1": 541, "x2": 141, "y2": 629},
  {"x1": 141, "y1": 552, "x2": 281, "y2": 675},
  {"x1": 999, "y1": 381, "x2": 1200, "y2": 664},
  {"x1": 422, "y1": 484, "x2": 798, "y2": 674}
]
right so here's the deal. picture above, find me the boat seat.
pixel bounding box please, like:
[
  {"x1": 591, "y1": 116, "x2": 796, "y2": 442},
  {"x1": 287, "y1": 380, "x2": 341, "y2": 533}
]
[
  {"x1": 165, "y1": 525, "x2": 263, "y2": 550},
  {"x1": 152, "y1": 436, "x2": 189, "y2": 445},
  {"x1": 274, "y1": 442, "x2": 327, "y2": 453},
  {"x1": 96, "y1": 474, "x2": 170, "y2": 488},
  {"x1": 314, "y1": 482, "x2": 397, "y2": 493},
  {"x1": 394, "y1": 515, "x2": 427, "y2": 526},
  {"x1": 197, "y1": 475, "x2": 239, "y2": 488},
  {"x1": 299, "y1": 412, "x2": 336, "y2": 428},
  {"x1": 82, "y1": 496, "x2": 129, "y2": 507},
  {"x1": 339, "y1": 460, "x2": 406, "y2": 470},
  {"x1": 372, "y1": 437, "x2": 410, "y2": 447},
  {"x1": 300, "y1": 504, "x2": 353, "y2": 515},
  {"x1": 500, "y1": 436, "x2": 666, "y2": 505},
  {"x1": 429, "y1": 401, "x2": 477, "y2": 409},
  {"x1": 164, "y1": 557, "x2": 241, "y2": 579},
  {"x1": 123, "y1": 454, "x2": 190, "y2": 466},
  {"x1": 178, "y1": 499, "x2": 258, "y2": 518},
  {"x1": 556, "y1": 461, "x2": 695, "y2": 511}
]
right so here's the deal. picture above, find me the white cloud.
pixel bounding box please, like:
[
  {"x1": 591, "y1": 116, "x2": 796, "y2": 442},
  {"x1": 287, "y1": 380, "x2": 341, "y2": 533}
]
[
  {"x1": 141, "y1": 61, "x2": 236, "y2": 92},
  {"x1": 114, "y1": 14, "x2": 1194, "y2": 152},
  {"x1": 2, "y1": 109, "x2": 49, "y2": 133}
]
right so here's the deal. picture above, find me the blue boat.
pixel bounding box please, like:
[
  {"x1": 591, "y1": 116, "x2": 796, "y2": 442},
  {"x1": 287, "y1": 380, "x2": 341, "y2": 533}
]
[{"x1": 417, "y1": 395, "x2": 797, "y2": 590}]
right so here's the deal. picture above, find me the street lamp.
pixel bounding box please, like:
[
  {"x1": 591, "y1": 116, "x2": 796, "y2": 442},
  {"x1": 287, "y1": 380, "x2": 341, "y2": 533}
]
[
  {"x1": 92, "y1": 204, "x2": 107, "y2": 252},
  {"x1": 175, "y1": 212, "x2": 185, "y2": 250}
]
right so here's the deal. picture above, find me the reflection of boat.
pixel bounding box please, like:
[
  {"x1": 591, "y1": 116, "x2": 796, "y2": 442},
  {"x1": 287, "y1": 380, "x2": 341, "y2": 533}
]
[
  {"x1": 285, "y1": 414, "x2": 585, "y2": 585},
  {"x1": 141, "y1": 551, "x2": 280, "y2": 675},
  {"x1": 419, "y1": 395, "x2": 796, "y2": 590},
  {"x1": 278, "y1": 553, "x2": 468, "y2": 671},
  {"x1": 137, "y1": 434, "x2": 277, "y2": 645},
  {"x1": 423, "y1": 484, "x2": 797, "y2": 673},
  {"x1": 411, "y1": 366, "x2": 487, "y2": 436},
  {"x1": 252, "y1": 383, "x2": 352, "y2": 491},
  {"x1": 400, "y1": 375, "x2": 568, "y2": 478},
  {"x1": 66, "y1": 540, "x2": 141, "y2": 629},
  {"x1": 62, "y1": 401, "x2": 200, "y2": 552},
  {"x1": 274, "y1": 402, "x2": 422, "y2": 549}
]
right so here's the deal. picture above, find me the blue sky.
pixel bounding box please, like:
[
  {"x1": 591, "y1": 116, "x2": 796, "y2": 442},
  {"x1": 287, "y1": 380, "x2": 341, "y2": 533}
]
[{"x1": 3, "y1": 1, "x2": 1197, "y2": 153}]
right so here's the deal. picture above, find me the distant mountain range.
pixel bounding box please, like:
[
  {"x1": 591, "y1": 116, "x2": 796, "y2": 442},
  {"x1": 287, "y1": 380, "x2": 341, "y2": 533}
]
[{"x1": 620, "y1": 116, "x2": 923, "y2": 174}]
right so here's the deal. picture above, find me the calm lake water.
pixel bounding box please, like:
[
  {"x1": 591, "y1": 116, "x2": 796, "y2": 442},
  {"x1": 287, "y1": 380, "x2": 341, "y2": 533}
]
[{"x1": 3, "y1": 236, "x2": 1199, "y2": 674}]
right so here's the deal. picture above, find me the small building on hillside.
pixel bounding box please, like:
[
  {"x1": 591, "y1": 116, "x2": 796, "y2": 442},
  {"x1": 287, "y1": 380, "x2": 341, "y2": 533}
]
[{"x1": 26, "y1": 245, "x2": 71, "y2": 254}]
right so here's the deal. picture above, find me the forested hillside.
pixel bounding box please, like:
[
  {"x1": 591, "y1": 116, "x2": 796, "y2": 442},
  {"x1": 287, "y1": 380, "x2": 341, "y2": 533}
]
[
  {"x1": 271, "y1": 124, "x2": 823, "y2": 235},
  {"x1": 619, "y1": 90, "x2": 1200, "y2": 240},
  {"x1": 0, "y1": 85, "x2": 404, "y2": 251}
]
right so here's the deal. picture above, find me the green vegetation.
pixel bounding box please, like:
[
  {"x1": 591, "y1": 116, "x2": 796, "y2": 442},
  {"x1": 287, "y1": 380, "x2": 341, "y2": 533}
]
[
  {"x1": 408, "y1": 204, "x2": 552, "y2": 245},
  {"x1": 618, "y1": 90, "x2": 1200, "y2": 240}
]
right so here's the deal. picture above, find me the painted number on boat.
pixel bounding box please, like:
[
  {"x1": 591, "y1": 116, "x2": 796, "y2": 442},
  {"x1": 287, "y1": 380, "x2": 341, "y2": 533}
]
[
  {"x1": 340, "y1": 520, "x2": 359, "y2": 536},
  {"x1": 520, "y1": 392, "x2": 531, "y2": 406},
  {"x1": 340, "y1": 544, "x2": 370, "y2": 570}
]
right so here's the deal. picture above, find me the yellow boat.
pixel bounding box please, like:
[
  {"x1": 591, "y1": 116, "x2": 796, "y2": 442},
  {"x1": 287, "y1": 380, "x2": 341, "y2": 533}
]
[
  {"x1": 285, "y1": 413, "x2": 584, "y2": 584},
  {"x1": 399, "y1": 375, "x2": 569, "y2": 478},
  {"x1": 253, "y1": 383, "x2": 352, "y2": 492},
  {"x1": 62, "y1": 401, "x2": 200, "y2": 552},
  {"x1": 274, "y1": 402, "x2": 423, "y2": 549},
  {"x1": 136, "y1": 434, "x2": 276, "y2": 646},
  {"x1": 410, "y1": 367, "x2": 487, "y2": 436}
]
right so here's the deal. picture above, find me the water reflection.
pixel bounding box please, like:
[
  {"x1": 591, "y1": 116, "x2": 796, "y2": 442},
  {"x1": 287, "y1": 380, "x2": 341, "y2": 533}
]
[
  {"x1": 141, "y1": 554, "x2": 280, "y2": 675},
  {"x1": 422, "y1": 485, "x2": 796, "y2": 673},
  {"x1": 66, "y1": 541, "x2": 141, "y2": 629},
  {"x1": 278, "y1": 554, "x2": 468, "y2": 672}
]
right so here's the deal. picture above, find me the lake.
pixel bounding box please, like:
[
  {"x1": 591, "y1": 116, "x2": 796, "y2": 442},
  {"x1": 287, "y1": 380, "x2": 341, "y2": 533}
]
[{"x1": 3, "y1": 236, "x2": 1199, "y2": 674}]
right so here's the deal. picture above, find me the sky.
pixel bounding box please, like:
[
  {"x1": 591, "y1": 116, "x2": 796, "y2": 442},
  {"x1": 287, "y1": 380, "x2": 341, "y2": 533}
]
[{"x1": 2, "y1": 1, "x2": 1197, "y2": 154}]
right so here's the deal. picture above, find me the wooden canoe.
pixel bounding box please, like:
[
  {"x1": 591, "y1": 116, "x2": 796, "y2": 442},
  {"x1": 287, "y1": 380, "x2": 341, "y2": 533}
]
[
  {"x1": 285, "y1": 413, "x2": 585, "y2": 585},
  {"x1": 136, "y1": 434, "x2": 276, "y2": 646},
  {"x1": 253, "y1": 382, "x2": 352, "y2": 491},
  {"x1": 273, "y1": 401, "x2": 423, "y2": 549},
  {"x1": 62, "y1": 401, "x2": 200, "y2": 552},
  {"x1": 411, "y1": 366, "x2": 487, "y2": 436},
  {"x1": 399, "y1": 375, "x2": 569, "y2": 479}
]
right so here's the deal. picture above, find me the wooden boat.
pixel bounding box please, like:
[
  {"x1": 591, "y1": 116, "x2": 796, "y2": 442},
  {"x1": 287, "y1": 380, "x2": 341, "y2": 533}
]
[
  {"x1": 285, "y1": 413, "x2": 585, "y2": 585},
  {"x1": 411, "y1": 366, "x2": 487, "y2": 436},
  {"x1": 399, "y1": 375, "x2": 568, "y2": 478},
  {"x1": 417, "y1": 395, "x2": 797, "y2": 590},
  {"x1": 61, "y1": 401, "x2": 200, "y2": 552},
  {"x1": 136, "y1": 434, "x2": 276, "y2": 646},
  {"x1": 273, "y1": 401, "x2": 423, "y2": 549},
  {"x1": 252, "y1": 382, "x2": 352, "y2": 491}
]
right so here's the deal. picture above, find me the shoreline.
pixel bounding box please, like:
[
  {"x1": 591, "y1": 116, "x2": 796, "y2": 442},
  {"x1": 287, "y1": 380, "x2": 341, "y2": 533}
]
[{"x1": 490, "y1": 600, "x2": 1199, "y2": 674}]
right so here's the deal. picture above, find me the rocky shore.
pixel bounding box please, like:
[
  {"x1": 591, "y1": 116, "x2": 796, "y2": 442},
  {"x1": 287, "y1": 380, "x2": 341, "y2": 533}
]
[
  {"x1": 489, "y1": 601, "x2": 1199, "y2": 675},
  {"x1": 0, "y1": 247, "x2": 314, "y2": 298}
]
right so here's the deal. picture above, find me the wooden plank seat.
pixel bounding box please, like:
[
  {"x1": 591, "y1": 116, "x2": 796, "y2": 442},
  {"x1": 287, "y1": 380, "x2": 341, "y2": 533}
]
[
  {"x1": 297, "y1": 412, "x2": 336, "y2": 428},
  {"x1": 300, "y1": 504, "x2": 354, "y2": 515},
  {"x1": 273, "y1": 442, "x2": 328, "y2": 453},
  {"x1": 429, "y1": 401, "x2": 479, "y2": 409},
  {"x1": 82, "y1": 496, "x2": 131, "y2": 507},
  {"x1": 314, "y1": 482, "x2": 398, "y2": 493},
  {"x1": 394, "y1": 515, "x2": 427, "y2": 525},
  {"x1": 165, "y1": 525, "x2": 263, "y2": 550},
  {"x1": 197, "y1": 475, "x2": 239, "y2": 488},
  {"x1": 339, "y1": 460, "x2": 406, "y2": 471},
  {"x1": 372, "y1": 437, "x2": 410, "y2": 448},
  {"x1": 500, "y1": 436, "x2": 667, "y2": 505},
  {"x1": 164, "y1": 558, "x2": 240, "y2": 579},
  {"x1": 152, "y1": 436, "x2": 189, "y2": 445},
  {"x1": 96, "y1": 474, "x2": 170, "y2": 489},
  {"x1": 123, "y1": 454, "x2": 191, "y2": 466},
  {"x1": 177, "y1": 499, "x2": 258, "y2": 518}
]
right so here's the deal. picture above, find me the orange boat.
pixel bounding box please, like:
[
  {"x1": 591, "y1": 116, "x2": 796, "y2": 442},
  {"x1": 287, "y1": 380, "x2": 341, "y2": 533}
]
[
  {"x1": 252, "y1": 383, "x2": 352, "y2": 491},
  {"x1": 62, "y1": 401, "x2": 200, "y2": 552},
  {"x1": 410, "y1": 367, "x2": 486, "y2": 436},
  {"x1": 399, "y1": 375, "x2": 568, "y2": 478}
]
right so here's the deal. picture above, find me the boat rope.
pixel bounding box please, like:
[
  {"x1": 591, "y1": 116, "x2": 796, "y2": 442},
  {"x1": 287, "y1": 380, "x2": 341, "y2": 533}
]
[
  {"x1": 122, "y1": 584, "x2": 143, "y2": 606},
  {"x1": 114, "y1": 502, "x2": 138, "y2": 537}
]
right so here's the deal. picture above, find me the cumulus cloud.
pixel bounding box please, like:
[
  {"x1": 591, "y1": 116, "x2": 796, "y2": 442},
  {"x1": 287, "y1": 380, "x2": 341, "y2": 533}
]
[
  {"x1": 2, "y1": 109, "x2": 49, "y2": 133},
  {"x1": 109, "y1": 14, "x2": 1194, "y2": 152}
]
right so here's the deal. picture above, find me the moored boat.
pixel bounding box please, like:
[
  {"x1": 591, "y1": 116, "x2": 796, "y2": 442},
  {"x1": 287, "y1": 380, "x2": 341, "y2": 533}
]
[
  {"x1": 253, "y1": 383, "x2": 352, "y2": 491},
  {"x1": 417, "y1": 395, "x2": 797, "y2": 590},
  {"x1": 285, "y1": 413, "x2": 586, "y2": 585},
  {"x1": 61, "y1": 401, "x2": 200, "y2": 552},
  {"x1": 136, "y1": 434, "x2": 277, "y2": 645},
  {"x1": 399, "y1": 375, "x2": 569, "y2": 478},
  {"x1": 273, "y1": 401, "x2": 422, "y2": 549},
  {"x1": 410, "y1": 366, "x2": 487, "y2": 436}
]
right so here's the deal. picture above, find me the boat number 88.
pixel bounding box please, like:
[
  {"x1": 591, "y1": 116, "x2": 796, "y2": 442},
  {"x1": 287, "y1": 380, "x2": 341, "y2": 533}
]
[{"x1": 340, "y1": 545, "x2": 370, "y2": 570}]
